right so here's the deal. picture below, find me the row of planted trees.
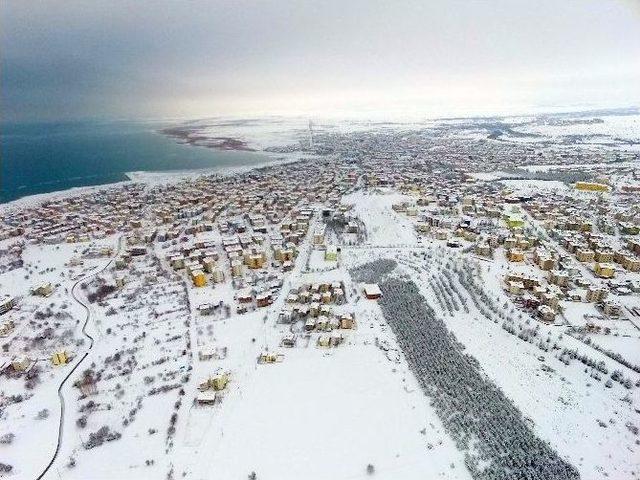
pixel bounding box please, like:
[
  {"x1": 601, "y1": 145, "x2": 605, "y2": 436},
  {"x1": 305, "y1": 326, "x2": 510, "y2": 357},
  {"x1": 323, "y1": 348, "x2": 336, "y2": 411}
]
[{"x1": 351, "y1": 259, "x2": 580, "y2": 480}]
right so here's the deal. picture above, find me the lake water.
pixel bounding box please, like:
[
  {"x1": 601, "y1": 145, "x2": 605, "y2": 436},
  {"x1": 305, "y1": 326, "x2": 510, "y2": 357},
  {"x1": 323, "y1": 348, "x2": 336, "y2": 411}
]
[{"x1": 0, "y1": 120, "x2": 270, "y2": 203}]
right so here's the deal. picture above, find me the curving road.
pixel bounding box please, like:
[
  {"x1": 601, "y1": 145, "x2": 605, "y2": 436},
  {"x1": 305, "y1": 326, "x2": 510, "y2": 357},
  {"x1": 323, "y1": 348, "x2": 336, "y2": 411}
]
[{"x1": 36, "y1": 237, "x2": 122, "y2": 480}]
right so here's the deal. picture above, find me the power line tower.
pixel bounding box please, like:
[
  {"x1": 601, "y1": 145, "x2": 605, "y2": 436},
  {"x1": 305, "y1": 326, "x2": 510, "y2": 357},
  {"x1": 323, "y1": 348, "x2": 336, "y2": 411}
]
[{"x1": 308, "y1": 120, "x2": 314, "y2": 149}]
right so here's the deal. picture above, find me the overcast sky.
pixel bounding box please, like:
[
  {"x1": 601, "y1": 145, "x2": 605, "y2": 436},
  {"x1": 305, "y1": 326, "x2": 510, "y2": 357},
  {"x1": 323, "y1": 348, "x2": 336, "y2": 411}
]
[{"x1": 2, "y1": 0, "x2": 640, "y2": 121}]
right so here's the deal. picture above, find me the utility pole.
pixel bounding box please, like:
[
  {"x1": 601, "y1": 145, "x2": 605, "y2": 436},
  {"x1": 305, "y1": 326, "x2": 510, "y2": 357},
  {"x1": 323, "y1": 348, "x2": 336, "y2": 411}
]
[{"x1": 308, "y1": 120, "x2": 314, "y2": 149}]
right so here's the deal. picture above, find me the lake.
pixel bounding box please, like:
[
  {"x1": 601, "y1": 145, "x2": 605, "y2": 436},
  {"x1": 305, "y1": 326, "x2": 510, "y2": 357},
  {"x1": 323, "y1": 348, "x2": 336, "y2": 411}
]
[{"x1": 0, "y1": 120, "x2": 270, "y2": 203}]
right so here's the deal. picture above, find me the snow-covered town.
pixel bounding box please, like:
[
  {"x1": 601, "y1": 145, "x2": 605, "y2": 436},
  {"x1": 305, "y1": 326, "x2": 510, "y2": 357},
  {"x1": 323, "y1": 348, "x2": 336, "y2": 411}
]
[{"x1": 1, "y1": 111, "x2": 640, "y2": 480}]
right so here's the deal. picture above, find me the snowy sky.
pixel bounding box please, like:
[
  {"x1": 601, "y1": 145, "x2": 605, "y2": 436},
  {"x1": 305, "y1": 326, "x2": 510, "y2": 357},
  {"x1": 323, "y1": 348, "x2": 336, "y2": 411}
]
[{"x1": 2, "y1": 0, "x2": 640, "y2": 121}]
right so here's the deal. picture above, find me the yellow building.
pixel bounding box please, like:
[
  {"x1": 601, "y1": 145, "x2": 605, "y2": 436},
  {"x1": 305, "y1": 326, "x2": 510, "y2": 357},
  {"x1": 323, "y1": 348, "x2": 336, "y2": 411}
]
[
  {"x1": 620, "y1": 223, "x2": 640, "y2": 235},
  {"x1": 507, "y1": 281, "x2": 524, "y2": 295},
  {"x1": 51, "y1": 350, "x2": 69, "y2": 366},
  {"x1": 434, "y1": 229, "x2": 449, "y2": 240},
  {"x1": 575, "y1": 182, "x2": 610, "y2": 192},
  {"x1": 246, "y1": 254, "x2": 265, "y2": 269},
  {"x1": 548, "y1": 270, "x2": 569, "y2": 287},
  {"x1": 274, "y1": 248, "x2": 293, "y2": 262},
  {"x1": 504, "y1": 237, "x2": 517, "y2": 249},
  {"x1": 416, "y1": 222, "x2": 430, "y2": 233},
  {"x1": 505, "y1": 214, "x2": 524, "y2": 229},
  {"x1": 191, "y1": 270, "x2": 207, "y2": 287},
  {"x1": 594, "y1": 262, "x2": 615, "y2": 279},
  {"x1": 325, "y1": 245, "x2": 338, "y2": 261},
  {"x1": 463, "y1": 230, "x2": 477, "y2": 242},
  {"x1": 507, "y1": 249, "x2": 525, "y2": 262},
  {"x1": 204, "y1": 373, "x2": 229, "y2": 391},
  {"x1": 0, "y1": 320, "x2": 15, "y2": 336},
  {"x1": 586, "y1": 287, "x2": 608, "y2": 302},
  {"x1": 517, "y1": 239, "x2": 530, "y2": 250},
  {"x1": 580, "y1": 222, "x2": 593, "y2": 232},
  {"x1": 313, "y1": 227, "x2": 326, "y2": 245}
]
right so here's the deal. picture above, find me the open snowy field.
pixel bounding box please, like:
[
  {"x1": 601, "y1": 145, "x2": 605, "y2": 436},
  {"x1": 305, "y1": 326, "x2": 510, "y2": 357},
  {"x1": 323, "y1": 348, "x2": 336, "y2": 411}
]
[
  {"x1": 182, "y1": 342, "x2": 472, "y2": 480},
  {"x1": 500, "y1": 179, "x2": 569, "y2": 195},
  {"x1": 343, "y1": 190, "x2": 418, "y2": 246},
  {"x1": 516, "y1": 114, "x2": 640, "y2": 143}
]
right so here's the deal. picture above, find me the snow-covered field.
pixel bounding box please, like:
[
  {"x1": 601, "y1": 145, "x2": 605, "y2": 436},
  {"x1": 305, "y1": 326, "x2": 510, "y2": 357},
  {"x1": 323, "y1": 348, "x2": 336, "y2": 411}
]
[
  {"x1": 519, "y1": 114, "x2": 640, "y2": 143},
  {"x1": 183, "y1": 343, "x2": 471, "y2": 480},
  {"x1": 500, "y1": 179, "x2": 569, "y2": 195},
  {"x1": 345, "y1": 190, "x2": 418, "y2": 246}
]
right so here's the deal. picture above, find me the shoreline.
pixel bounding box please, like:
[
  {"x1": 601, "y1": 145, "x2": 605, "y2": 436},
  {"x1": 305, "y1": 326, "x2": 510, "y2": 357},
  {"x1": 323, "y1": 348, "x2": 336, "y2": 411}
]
[
  {"x1": 0, "y1": 120, "x2": 279, "y2": 208},
  {"x1": 0, "y1": 150, "x2": 305, "y2": 214}
]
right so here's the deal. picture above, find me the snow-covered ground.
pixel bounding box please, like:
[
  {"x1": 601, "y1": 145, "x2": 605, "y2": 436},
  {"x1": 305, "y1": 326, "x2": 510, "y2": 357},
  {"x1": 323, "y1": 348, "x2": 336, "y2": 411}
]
[
  {"x1": 518, "y1": 114, "x2": 640, "y2": 143},
  {"x1": 181, "y1": 341, "x2": 471, "y2": 480},
  {"x1": 500, "y1": 179, "x2": 569, "y2": 195},
  {"x1": 1, "y1": 109, "x2": 639, "y2": 479},
  {"x1": 345, "y1": 190, "x2": 419, "y2": 246},
  {"x1": 0, "y1": 236, "x2": 119, "y2": 479}
]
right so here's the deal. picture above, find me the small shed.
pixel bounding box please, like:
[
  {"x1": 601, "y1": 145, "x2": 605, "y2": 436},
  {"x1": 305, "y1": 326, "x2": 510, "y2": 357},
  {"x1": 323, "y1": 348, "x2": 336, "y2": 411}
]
[
  {"x1": 363, "y1": 284, "x2": 382, "y2": 300},
  {"x1": 197, "y1": 390, "x2": 217, "y2": 405}
]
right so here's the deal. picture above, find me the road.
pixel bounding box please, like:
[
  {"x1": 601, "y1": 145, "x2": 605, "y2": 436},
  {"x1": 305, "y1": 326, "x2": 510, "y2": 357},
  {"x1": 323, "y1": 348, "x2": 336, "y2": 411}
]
[{"x1": 36, "y1": 236, "x2": 123, "y2": 480}]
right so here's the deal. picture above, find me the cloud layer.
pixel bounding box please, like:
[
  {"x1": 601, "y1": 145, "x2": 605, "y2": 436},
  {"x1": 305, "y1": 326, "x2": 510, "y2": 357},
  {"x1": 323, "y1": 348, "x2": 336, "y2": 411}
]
[{"x1": 3, "y1": 0, "x2": 640, "y2": 121}]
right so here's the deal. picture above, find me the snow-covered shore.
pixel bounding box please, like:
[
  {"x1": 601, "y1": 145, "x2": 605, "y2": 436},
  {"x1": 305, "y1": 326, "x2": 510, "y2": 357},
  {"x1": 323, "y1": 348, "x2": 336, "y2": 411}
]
[{"x1": 0, "y1": 151, "x2": 304, "y2": 215}]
